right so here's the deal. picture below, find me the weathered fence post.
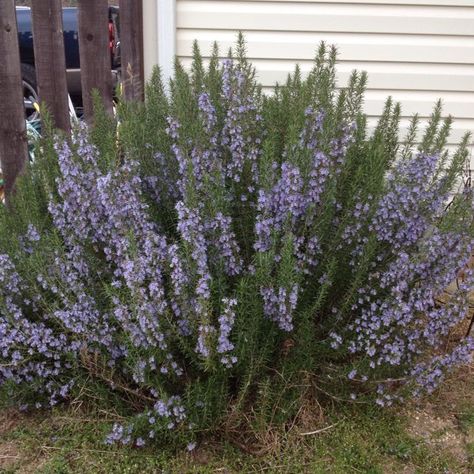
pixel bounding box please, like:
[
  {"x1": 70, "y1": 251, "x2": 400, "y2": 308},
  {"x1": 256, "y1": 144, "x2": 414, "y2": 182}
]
[
  {"x1": 77, "y1": 0, "x2": 113, "y2": 121},
  {"x1": 120, "y1": 0, "x2": 144, "y2": 102},
  {"x1": 31, "y1": 0, "x2": 70, "y2": 134},
  {"x1": 0, "y1": 0, "x2": 28, "y2": 201}
]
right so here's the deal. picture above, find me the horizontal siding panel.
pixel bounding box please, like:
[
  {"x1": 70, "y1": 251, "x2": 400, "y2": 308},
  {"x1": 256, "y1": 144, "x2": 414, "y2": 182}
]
[
  {"x1": 177, "y1": 30, "x2": 474, "y2": 64},
  {"x1": 178, "y1": 1, "x2": 474, "y2": 36},
  {"x1": 366, "y1": 118, "x2": 474, "y2": 145},
  {"x1": 181, "y1": 58, "x2": 474, "y2": 92},
  {"x1": 355, "y1": 91, "x2": 474, "y2": 119},
  {"x1": 257, "y1": 86, "x2": 474, "y2": 119}
]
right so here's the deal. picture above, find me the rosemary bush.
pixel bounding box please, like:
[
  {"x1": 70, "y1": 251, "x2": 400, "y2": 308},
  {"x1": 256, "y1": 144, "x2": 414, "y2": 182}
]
[{"x1": 1, "y1": 38, "x2": 473, "y2": 448}]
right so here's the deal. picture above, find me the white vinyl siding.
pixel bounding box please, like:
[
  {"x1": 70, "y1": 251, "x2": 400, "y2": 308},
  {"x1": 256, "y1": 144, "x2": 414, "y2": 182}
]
[{"x1": 176, "y1": 0, "x2": 474, "y2": 157}]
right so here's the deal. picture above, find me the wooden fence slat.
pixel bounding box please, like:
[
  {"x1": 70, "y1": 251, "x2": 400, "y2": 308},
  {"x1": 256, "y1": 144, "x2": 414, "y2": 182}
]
[
  {"x1": 0, "y1": 0, "x2": 28, "y2": 201},
  {"x1": 31, "y1": 0, "x2": 70, "y2": 133},
  {"x1": 120, "y1": 0, "x2": 144, "y2": 102},
  {"x1": 78, "y1": 0, "x2": 113, "y2": 121}
]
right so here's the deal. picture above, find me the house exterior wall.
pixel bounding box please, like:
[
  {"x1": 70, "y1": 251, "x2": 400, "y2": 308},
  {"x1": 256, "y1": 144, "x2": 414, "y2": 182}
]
[{"x1": 175, "y1": 0, "x2": 474, "y2": 156}]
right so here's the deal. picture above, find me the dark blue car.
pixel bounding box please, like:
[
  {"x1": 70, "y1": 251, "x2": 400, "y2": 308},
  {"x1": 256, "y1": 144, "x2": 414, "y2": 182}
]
[{"x1": 16, "y1": 6, "x2": 120, "y2": 119}]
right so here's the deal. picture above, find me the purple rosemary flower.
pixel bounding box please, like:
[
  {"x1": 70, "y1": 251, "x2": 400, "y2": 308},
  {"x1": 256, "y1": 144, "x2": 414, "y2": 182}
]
[
  {"x1": 221, "y1": 59, "x2": 261, "y2": 183},
  {"x1": 261, "y1": 285, "x2": 299, "y2": 332},
  {"x1": 255, "y1": 162, "x2": 305, "y2": 252},
  {"x1": 198, "y1": 91, "x2": 217, "y2": 133},
  {"x1": 217, "y1": 298, "x2": 238, "y2": 367},
  {"x1": 210, "y1": 213, "x2": 242, "y2": 276},
  {"x1": 176, "y1": 201, "x2": 211, "y2": 300}
]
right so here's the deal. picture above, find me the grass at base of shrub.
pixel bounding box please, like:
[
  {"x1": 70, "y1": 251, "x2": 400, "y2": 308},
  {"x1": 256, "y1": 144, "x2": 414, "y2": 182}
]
[{"x1": 1, "y1": 366, "x2": 473, "y2": 474}]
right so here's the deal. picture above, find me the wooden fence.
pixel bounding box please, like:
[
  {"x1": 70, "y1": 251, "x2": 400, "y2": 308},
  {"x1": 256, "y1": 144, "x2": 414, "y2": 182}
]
[{"x1": 0, "y1": 0, "x2": 144, "y2": 202}]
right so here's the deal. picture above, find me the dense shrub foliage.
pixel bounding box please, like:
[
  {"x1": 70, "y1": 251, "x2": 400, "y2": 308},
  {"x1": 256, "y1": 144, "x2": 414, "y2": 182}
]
[{"x1": 1, "y1": 39, "x2": 474, "y2": 447}]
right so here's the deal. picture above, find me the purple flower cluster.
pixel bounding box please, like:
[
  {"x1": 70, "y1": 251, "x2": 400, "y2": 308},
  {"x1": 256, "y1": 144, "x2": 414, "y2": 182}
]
[
  {"x1": 254, "y1": 108, "x2": 355, "y2": 277},
  {"x1": 176, "y1": 201, "x2": 211, "y2": 300},
  {"x1": 410, "y1": 337, "x2": 474, "y2": 397},
  {"x1": 0, "y1": 254, "x2": 80, "y2": 403},
  {"x1": 372, "y1": 153, "x2": 444, "y2": 249},
  {"x1": 106, "y1": 395, "x2": 187, "y2": 446},
  {"x1": 198, "y1": 91, "x2": 217, "y2": 134},
  {"x1": 19, "y1": 224, "x2": 41, "y2": 254},
  {"x1": 334, "y1": 156, "x2": 474, "y2": 395},
  {"x1": 221, "y1": 59, "x2": 261, "y2": 184},
  {"x1": 210, "y1": 212, "x2": 242, "y2": 276},
  {"x1": 255, "y1": 162, "x2": 305, "y2": 253},
  {"x1": 345, "y1": 230, "x2": 474, "y2": 367},
  {"x1": 217, "y1": 298, "x2": 238, "y2": 367},
  {"x1": 261, "y1": 285, "x2": 299, "y2": 332}
]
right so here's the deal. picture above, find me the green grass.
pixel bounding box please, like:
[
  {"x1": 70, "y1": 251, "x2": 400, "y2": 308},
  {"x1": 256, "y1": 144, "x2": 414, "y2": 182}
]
[
  {"x1": 456, "y1": 402, "x2": 474, "y2": 471},
  {"x1": 0, "y1": 398, "x2": 470, "y2": 474},
  {"x1": 1, "y1": 366, "x2": 473, "y2": 473},
  {"x1": 458, "y1": 406, "x2": 474, "y2": 435}
]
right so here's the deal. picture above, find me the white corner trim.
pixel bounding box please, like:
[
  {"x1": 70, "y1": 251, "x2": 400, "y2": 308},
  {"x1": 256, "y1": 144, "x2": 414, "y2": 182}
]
[
  {"x1": 142, "y1": 0, "x2": 158, "y2": 82},
  {"x1": 157, "y1": 0, "x2": 176, "y2": 91}
]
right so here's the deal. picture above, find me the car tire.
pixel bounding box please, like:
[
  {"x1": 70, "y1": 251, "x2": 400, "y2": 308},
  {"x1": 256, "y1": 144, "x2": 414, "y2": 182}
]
[{"x1": 21, "y1": 63, "x2": 39, "y2": 122}]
